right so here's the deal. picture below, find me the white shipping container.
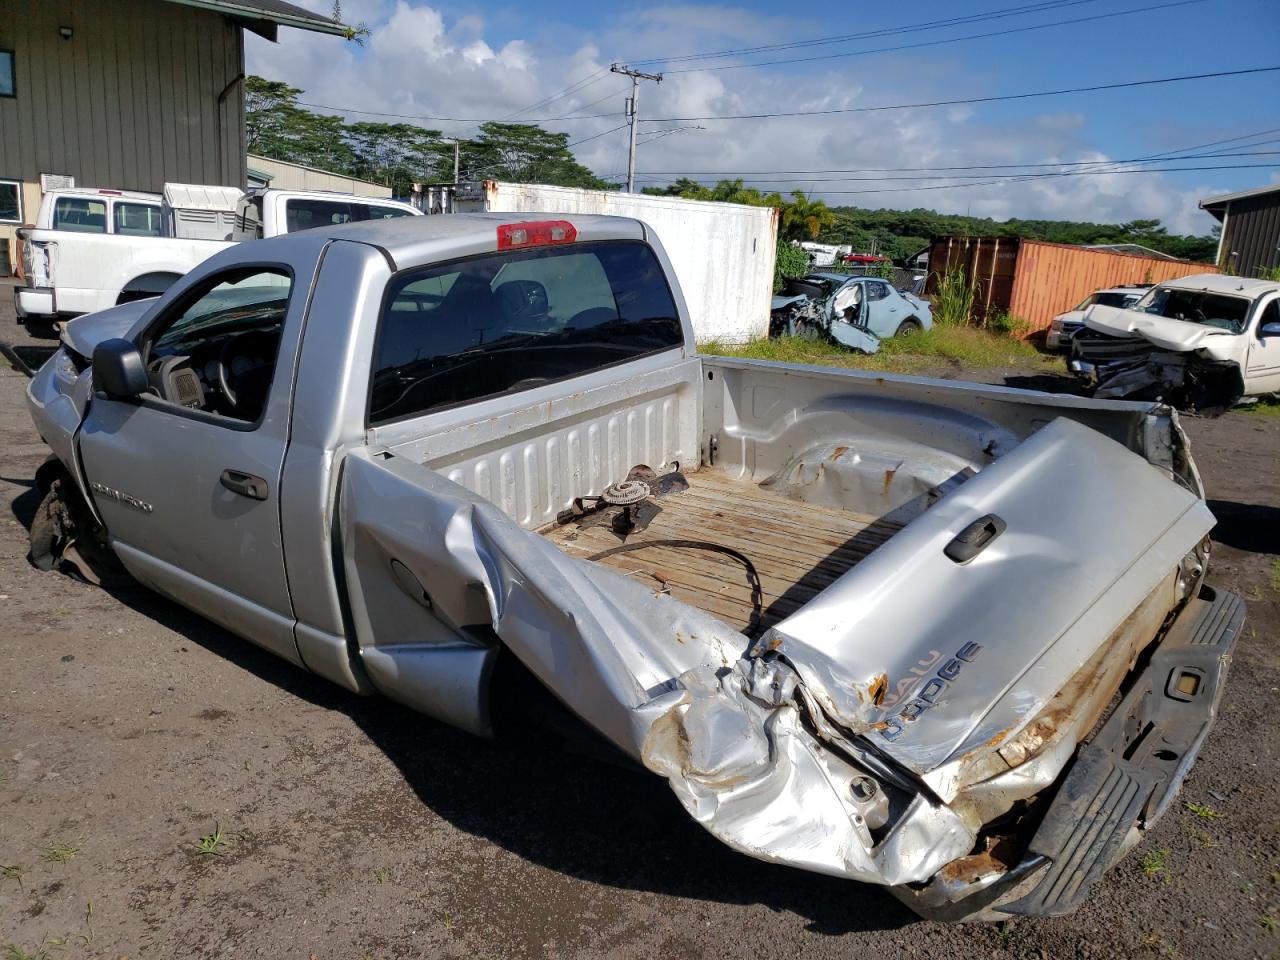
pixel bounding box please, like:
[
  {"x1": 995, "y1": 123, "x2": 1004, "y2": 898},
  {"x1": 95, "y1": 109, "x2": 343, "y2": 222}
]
[{"x1": 477, "y1": 181, "x2": 778, "y2": 343}]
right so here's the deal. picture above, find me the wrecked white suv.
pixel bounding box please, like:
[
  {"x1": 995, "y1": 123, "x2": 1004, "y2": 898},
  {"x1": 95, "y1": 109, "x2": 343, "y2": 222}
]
[
  {"x1": 1070, "y1": 273, "x2": 1280, "y2": 410},
  {"x1": 24, "y1": 214, "x2": 1243, "y2": 922}
]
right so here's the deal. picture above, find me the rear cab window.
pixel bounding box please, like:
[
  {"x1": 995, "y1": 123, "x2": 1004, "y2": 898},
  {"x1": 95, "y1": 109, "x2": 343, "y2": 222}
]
[
  {"x1": 53, "y1": 197, "x2": 107, "y2": 233},
  {"x1": 370, "y1": 240, "x2": 683, "y2": 425}
]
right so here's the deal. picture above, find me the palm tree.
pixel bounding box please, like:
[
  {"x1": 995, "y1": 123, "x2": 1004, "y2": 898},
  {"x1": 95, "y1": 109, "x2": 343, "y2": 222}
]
[{"x1": 781, "y1": 191, "x2": 835, "y2": 241}]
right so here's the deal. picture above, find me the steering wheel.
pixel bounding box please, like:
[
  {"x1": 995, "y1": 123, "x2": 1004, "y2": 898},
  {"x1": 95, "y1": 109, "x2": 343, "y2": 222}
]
[{"x1": 215, "y1": 332, "x2": 249, "y2": 409}]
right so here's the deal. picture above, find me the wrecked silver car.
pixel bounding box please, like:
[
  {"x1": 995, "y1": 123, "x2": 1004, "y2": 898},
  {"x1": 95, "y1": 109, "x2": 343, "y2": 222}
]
[
  {"x1": 1071, "y1": 273, "x2": 1280, "y2": 411},
  {"x1": 770, "y1": 272, "x2": 933, "y2": 352},
  {"x1": 26, "y1": 213, "x2": 1242, "y2": 921}
]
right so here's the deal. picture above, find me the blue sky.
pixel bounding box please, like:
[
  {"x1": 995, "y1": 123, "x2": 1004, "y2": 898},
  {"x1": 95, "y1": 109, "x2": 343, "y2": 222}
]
[{"x1": 252, "y1": 0, "x2": 1280, "y2": 234}]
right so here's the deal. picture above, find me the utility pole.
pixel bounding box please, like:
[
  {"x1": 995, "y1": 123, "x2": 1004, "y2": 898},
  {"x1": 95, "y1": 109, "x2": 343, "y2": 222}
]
[{"x1": 611, "y1": 63, "x2": 662, "y2": 192}]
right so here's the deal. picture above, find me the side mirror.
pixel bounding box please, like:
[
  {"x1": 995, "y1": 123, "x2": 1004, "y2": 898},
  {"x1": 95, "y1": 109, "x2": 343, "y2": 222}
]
[
  {"x1": 1260, "y1": 322, "x2": 1280, "y2": 339},
  {"x1": 92, "y1": 338, "x2": 148, "y2": 399}
]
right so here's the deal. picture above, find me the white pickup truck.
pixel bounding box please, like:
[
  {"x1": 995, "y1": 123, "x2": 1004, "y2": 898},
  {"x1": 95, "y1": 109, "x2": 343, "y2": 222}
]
[
  {"x1": 1070, "y1": 273, "x2": 1280, "y2": 410},
  {"x1": 14, "y1": 185, "x2": 418, "y2": 324},
  {"x1": 24, "y1": 213, "x2": 1242, "y2": 921}
]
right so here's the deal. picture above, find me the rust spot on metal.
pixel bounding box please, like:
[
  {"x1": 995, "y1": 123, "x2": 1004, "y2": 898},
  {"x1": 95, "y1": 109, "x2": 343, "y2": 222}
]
[
  {"x1": 868, "y1": 672, "x2": 888, "y2": 706},
  {"x1": 882, "y1": 467, "x2": 897, "y2": 496},
  {"x1": 768, "y1": 634, "x2": 784, "y2": 652},
  {"x1": 830, "y1": 445, "x2": 849, "y2": 461},
  {"x1": 674, "y1": 630, "x2": 686, "y2": 645}
]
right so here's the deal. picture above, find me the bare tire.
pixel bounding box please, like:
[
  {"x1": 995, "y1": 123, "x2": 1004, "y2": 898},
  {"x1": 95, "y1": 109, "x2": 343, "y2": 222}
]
[{"x1": 894, "y1": 318, "x2": 922, "y2": 337}]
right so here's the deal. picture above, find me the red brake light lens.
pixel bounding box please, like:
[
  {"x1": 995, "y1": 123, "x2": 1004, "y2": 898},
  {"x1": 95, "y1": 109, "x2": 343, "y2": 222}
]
[{"x1": 497, "y1": 220, "x2": 577, "y2": 250}]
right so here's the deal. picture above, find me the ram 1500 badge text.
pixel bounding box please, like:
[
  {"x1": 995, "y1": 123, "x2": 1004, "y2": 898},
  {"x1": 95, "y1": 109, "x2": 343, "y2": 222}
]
[{"x1": 26, "y1": 213, "x2": 1243, "y2": 921}]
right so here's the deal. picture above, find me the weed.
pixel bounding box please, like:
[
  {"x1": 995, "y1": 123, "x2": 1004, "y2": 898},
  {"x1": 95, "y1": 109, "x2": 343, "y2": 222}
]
[
  {"x1": 1189, "y1": 828, "x2": 1220, "y2": 849},
  {"x1": 932, "y1": 264, "x2": 976, "y2": 326},
  {"x1": 4, "y1": 938, "x2": 52, "y2": 960},
  {"x1": 0, "y1": 865, "x2": 21, "y2": 888},
  {"x1": 442, "y1": 910, "x2": 455, "y2": 930},
  {"x1": 1257, "y1": 263, "x2": 1280, "y2": 282},
  {"x1": 77, "y1": 901, "x2": 94, "y2": 947},
  {"x1": 1141, "y1": 847, "x2": 1170, "y2": 881},
  {"x1": 195, "y1": 823, "x2": 228, "y2": 856},
  {"x1": 243, "y1": 759, "x2": 252, "y2": 771},
  {"x1": 702, "y1": 326, "x2": 1056, "y2": 378},
  {"x1": 1259, "y1": 914, "x2": 1277, "y2": 931},
  {"x1": 41, "y1": 839, "x2": 79, "y2": 864},
  {"x1": 1270, "y1": 558, "x2": 1280, "y2": 594},
  {"x1": 1244, "y1": 396, "x2": 1280, "y2": 420},
  {"x1": 1185, "y1": 801, "x2": 1222, "y2": 821},
  {"x1": 994, "y1": 920, "x2": 1015, "y2": 944},
  {"x1": 1271, "y1": 870, "x2": 1280, "y2": 886},
  {"x1": 374, "y1": 869, "x2": 390, "y2": 884}
]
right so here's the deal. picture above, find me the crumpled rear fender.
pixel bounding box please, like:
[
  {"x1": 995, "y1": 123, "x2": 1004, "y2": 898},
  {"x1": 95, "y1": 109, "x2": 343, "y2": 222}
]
[{"x1": 338, "y1": 448, "x2": 954, "y2": 886}]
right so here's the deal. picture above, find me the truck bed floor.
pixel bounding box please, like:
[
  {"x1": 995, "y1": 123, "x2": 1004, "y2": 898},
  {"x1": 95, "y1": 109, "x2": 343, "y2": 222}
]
[{"x1": 542, "y1": 469, "x2": 902, "y2": 635}]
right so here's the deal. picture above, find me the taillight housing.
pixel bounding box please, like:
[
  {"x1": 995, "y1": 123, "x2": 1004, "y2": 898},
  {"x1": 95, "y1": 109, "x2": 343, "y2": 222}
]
[{"x1": 497, "y1": 220, "x2": 577, "y2": 250}]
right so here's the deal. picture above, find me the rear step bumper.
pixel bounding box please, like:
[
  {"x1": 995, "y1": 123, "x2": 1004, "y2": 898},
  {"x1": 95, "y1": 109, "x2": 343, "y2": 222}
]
[{"x1": 900, "y1": 584, "x2": 1245, "y2": 921}]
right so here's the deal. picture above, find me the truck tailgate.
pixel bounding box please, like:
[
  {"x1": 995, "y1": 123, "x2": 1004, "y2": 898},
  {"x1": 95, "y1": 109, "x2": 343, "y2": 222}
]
[{"x1": 760, "y1": 416, "x2": 1214, "y2": 800}]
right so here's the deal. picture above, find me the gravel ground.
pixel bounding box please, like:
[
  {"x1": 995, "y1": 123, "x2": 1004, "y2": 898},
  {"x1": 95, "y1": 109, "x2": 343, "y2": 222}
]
[{"x1": 2, "y1": 284, "x2": 1277, "y2": 959}]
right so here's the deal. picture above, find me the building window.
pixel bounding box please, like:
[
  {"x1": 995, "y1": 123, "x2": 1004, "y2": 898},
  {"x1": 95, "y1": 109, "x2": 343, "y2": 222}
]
[
  {"x1": 0, "y1": 50, "x2": 13, "y2": 98},
  {"x1": 0, "y1": 180, "x2": 21, "y2": 223}
]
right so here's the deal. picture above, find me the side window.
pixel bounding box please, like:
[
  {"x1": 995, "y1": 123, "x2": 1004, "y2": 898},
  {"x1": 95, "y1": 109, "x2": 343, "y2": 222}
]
[
  {"x1": 363, "y1": 203, "x2": 415, "y2": 221},
  {"x1": 144, "y1": 268, "x2": 292, "y2": 424},
  {"x1": 370, "y1": 241, "x2": 682, "y2": 424},
  {"x1": 1256, "y1": 299, "x2": 1280, "y2": 338},
  {"x1": 866, "y1": 281, "x2": 889, "y2": 301},
  {"x1": 53, "y1": 197, "x2": 107, "y2": 233},
  {"x1": 113, "y1": 202, "x2": 162, "y2": 237},
  {"x1": 285, "y1": 198, "x2": 356, "y2": 233}
]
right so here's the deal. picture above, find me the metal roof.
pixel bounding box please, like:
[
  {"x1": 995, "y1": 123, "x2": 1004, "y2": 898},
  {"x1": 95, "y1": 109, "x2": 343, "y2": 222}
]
[
  {"x1": 1199, "y1": 182, "x2": 1280, "y2": 218},
  {"x1": 160, "y1": 0, "x2": 348, "y2": 40}
]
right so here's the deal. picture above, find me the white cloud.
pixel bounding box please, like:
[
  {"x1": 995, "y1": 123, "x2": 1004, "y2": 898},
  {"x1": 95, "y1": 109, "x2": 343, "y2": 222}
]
[{"x1": 250, "y1": 1, "x2": 1224, "y2": 235}]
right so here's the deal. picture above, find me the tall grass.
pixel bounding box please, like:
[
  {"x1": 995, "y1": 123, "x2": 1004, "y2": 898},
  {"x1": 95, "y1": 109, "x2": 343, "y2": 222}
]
[
  {"x1": 702, "y1": 326, "x2": 1058, "y2": 376},
  {"x1": 931, "y1": 265, "x2": 975, "y2": 326}
]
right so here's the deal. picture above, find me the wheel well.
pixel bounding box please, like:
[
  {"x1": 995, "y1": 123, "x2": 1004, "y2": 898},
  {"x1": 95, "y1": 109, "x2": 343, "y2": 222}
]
[
  {"x1": 34, "y1": 454, "x2": 71, "y2": 494},
  {"x1": 117, "y1": 272, "x2": 182, "y2": 304}
]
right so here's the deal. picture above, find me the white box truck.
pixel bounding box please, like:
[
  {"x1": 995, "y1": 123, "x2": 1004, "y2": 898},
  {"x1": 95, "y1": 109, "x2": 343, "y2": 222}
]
[{"x1": 438, "y1": 181, "x2": 778, "y2": 342}]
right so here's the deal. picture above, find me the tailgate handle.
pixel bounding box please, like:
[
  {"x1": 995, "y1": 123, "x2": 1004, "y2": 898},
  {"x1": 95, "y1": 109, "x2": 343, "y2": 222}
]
[
  {"x1": 945, "y1": 514, "x2": 1006, "y2": 564},
  {"x1": 220, "y1": 469, "x2": 268, "y2": 501}
]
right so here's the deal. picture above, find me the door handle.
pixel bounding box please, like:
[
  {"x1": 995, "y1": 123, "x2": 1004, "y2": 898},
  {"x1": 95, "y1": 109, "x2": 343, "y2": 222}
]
[
  {"x1": 220, "y1": 469, "x2": 268, "y2": 501},
  {"x1": 944, "y1": 514, "x2": 1006, "y2": 563}
]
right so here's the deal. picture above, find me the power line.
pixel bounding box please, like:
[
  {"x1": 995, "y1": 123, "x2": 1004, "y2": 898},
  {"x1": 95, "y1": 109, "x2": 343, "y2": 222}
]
[
  {"x1": 506, "y1": 67, "x2": 610, "y2": 119},
  {"x1": 655, "y1": 0, "x2": 1204, "y2": 73},
  {"x1": 554, "y1": 84, "x2": 632, "y2": 119},
  {"x1": 295, "y1": 101, "x2": 622, "y2": 123},
  {"x1": 633, "y1": 147, "x2": 1280, "y2": 181},
  {"x1": 629, "y1": 0, "x2": 1102, "y2": 66},
  {"x1": 567, "y1": 123, "x2": 631, "y2": 147},
  {"x1": 770, "y1": 162, "x2": 1279, "y2": 196},
  {"x1": 642, "y1": 66, "x2": 1280, "y2": 122}
]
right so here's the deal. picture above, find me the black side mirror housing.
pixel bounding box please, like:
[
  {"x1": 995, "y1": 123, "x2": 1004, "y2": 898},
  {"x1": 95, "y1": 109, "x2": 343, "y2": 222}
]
[{"x1": 92, "y1": 338, "x2": 148, "y2": 399}]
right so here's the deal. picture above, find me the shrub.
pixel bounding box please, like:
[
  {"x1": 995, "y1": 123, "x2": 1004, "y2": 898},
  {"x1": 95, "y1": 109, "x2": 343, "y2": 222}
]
[
  {"x1": 773, "y1": 240, "x2": 810, "y2": 292},
  {"x1": 985, "y1": 308, "x2": 1031, "y2": 339}
]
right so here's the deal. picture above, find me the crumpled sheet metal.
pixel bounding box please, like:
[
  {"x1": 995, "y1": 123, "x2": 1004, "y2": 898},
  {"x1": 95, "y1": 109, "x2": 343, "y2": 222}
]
[
  {"x1": 641, "y1": 658, "x2": 974, "y2": 886},
  {"x1": 343, "y1": 451, "x2": 968, "y2": 887}
]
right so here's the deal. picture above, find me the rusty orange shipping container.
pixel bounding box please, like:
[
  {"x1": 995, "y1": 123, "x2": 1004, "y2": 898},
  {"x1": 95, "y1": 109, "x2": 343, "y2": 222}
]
[{"x1": 925, "y1": 236, "x2": 1217, "y2": 333}]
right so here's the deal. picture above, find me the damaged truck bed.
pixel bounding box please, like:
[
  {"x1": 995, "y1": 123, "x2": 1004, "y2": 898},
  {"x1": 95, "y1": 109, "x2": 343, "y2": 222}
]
[{"x1": 25, "y1": 212, "x2": 1244, "y2": 922}]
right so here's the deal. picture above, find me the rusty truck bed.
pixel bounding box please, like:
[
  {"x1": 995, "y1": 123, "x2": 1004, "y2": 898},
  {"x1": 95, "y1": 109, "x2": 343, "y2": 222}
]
[{"x1": 541, "y1": 469, "x2": 903, "y2": 635}]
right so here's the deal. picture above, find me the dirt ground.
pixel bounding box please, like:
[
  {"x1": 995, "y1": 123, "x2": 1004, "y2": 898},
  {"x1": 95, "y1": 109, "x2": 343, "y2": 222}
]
[{"x1": 2, "y1": 286, "x2": 1277, "y2": 959}]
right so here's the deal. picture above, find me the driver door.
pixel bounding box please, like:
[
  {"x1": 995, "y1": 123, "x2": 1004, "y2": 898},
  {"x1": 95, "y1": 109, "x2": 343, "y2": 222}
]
[
  {"x1": 76, "y1": 263, "x2": 306, "y2": 665},
  {"x1": 1246, "y1": 296, "x2": 1280, "y2": 393}
]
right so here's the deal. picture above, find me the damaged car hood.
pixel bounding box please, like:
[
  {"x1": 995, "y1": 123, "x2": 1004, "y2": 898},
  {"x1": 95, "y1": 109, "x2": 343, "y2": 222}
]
[
  {"x1": 61, "y1": 299, "x2": 155, "y2": 359},
  {"x1": 1083, "y1": 304, "x2": 1235, "y2": 352},
  {"x1": 757, "y1": 417, "x2": 1213, "y2": 801}
]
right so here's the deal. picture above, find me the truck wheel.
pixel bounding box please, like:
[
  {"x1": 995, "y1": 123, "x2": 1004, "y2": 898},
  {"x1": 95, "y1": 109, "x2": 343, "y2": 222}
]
[
  {"x1": 29, "y1": 477, "x2": 131, "y2": 587},
  {"x1": 894, "y1": 318, "x2": 922, "y2": 337}
]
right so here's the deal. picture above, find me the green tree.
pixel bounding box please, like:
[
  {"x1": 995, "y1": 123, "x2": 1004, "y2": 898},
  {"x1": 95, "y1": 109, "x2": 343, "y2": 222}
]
[
  {"x1": 779, "y1": 191, "x2": 835, "y2": 241},
  {"x1": 461, "y1": 123, "x2": 613, "y2": 189}
]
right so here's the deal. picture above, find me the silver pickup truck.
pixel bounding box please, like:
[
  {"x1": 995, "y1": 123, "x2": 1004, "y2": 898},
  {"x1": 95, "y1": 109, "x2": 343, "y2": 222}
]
[{"x1": 24, "y1": 213, "x2": 1243, "y2": 921}]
